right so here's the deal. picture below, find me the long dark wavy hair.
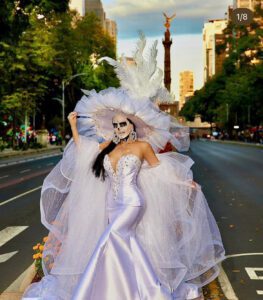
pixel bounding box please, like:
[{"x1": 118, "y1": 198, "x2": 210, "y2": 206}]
[{"x1": 92, "y1": 118, "x2": 136, "y2": 181}]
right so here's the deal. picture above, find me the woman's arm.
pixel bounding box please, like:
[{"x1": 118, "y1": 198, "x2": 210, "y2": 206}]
[
  {"x1": 67, "y1": 112, "x2": 80, "y2": 146},
  {"x1": 142, "y1": 142, "x2": 160, "y2": 166}
]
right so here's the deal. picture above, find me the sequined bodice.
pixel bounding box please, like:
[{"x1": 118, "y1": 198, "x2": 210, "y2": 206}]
[{"x1": 103, "y1": 154, "x2": 143, "y2": 207}]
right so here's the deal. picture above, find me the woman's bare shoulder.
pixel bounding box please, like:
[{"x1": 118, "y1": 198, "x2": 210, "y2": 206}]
[
  {"x1": 99, "y1": 140, "x2": 111, "y2": 151},
  {"x1": 137, "y1": 140, "x2": 153, "y2": 150}
]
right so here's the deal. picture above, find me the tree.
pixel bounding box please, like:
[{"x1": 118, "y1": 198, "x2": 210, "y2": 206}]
[{"x1": 180, "y1": 6, "x2": 263, "y2": 131}]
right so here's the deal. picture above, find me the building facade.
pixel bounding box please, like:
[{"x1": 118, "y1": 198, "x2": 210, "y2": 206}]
[
  {"x1": 179, "y1": 71, "x2": 194, "y2": 110},
  {"x1": 69, "y1": 0, "x2": 85, "y2": 16},
  {"x1": 106, "y1": 19, "x2": 117, "y2": 45},
  {"x1": 85, "y1": 0, "x2": 106, "y2": 28},
  {"x1": 203, "y1": 19, "x2": 228, "y2": 83},
  {"x1": 69, "y1": 0, "x2": 117, "y2": 47},
  {"x1": 234, "y1": 0, "x2": 263, "y2": 10}
]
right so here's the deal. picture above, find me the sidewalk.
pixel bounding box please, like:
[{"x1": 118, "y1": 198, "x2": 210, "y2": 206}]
[{"x1": 0, "y1": 146, "x2": 63, "y2": 168}]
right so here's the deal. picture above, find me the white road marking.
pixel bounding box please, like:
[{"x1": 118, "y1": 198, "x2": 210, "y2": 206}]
[
  {"x1": 245, "y1": 268, "x2": 263, "y2": 280},
  {"x1": 218, "y1": 264, "x2": 239, "y2": 300},
  {"x1": 0, "y1": 226, "x2": 28, "y2": 247},
  {"x1": 19, "y1": 169, "x2": 31, "y2": 174},
  {"x1": 0, "y1": 251, "x2": 18, "y2": 263},
  {"x1": 46, "y1": 163, "x2": 54, "y2": 166},
  {"x1": 0, "y1": 174, "x2": 9, "y2": 179},
  {"x1": 0, "y1": 186, "x2": 42, "y2": 207},
  {"x1": 223, "y1": 253, "x2": 263, "y2": 299},
  {"x1": 226, "y1": 253, "x2": 263, "y2": 258}
]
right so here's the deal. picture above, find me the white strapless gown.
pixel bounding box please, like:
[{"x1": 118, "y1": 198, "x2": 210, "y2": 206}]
[
  {"x1": 72, "y1": 154, "x2": 175, "y2": 299},
  {"x1": 22, "y1": 137, "x2": 225, "y2": 300}
]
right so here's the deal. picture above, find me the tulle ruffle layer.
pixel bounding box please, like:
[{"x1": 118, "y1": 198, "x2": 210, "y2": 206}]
[{"x1": 23, "y1": 136, "x2": 225, "y2": 299}]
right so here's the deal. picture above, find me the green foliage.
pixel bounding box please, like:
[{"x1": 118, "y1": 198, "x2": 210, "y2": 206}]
[
  {"x1": 0, "y1": 5, "x2": 118, "y2": 139},
  {"x1": 180, "y1": 7, "x2": 263, "y2": 130}
]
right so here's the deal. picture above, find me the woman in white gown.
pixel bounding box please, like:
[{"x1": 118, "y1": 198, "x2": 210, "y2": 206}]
[{"x1": 22, "y1": 36, "x2": 225, "y2": 300}]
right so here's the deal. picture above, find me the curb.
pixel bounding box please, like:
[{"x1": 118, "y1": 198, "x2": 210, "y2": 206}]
[
  {"x1": 0, "y1": 263, "x2": 36, "y2": 300},
  {"x1": 0, "y1": 146, "x2": 63, "y2": 160},
  {"x1": 0, "y1": 151, "x2": 63, "y2": 168},
  {"x1": 203, "y1": 278, "x2": 227, "y2": 300},
  {"x1": 201, "y1": 139, "x2": 263, "y2": 149}
]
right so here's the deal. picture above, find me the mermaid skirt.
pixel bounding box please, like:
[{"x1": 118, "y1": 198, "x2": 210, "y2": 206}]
[{"x1": 72, "y1": 204, "x2": 171, "y2": 300}]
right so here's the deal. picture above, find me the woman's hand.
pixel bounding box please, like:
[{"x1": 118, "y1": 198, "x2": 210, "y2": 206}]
[
  {"x1": 68, "y1": 111, "x2": 78, "y2": 128},
  {"x1": 68, "y1": 112, "x2": 79, "y2": 145}
]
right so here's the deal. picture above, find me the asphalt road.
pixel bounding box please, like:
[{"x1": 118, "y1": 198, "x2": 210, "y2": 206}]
[
  {"x1": 0, "y1": 155, "x2": 61, "y2": 293},
  {"x1": 0, "y1": 141, "x2": 262, "y2": 299},
  {"x1": 188, "y1": 140, "x2": 263, "y2": 300}
]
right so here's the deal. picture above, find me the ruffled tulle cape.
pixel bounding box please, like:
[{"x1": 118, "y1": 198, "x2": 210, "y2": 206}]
[{"x1": 22, "y1": 136, "x2": 225, "y2": 299}]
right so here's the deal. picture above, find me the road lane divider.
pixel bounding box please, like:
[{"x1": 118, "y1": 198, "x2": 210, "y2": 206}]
[
  {"x1": 0, "y1": 175, "x2": 9, "y2": 180},
  {"x1": 0, "y1": 187, "x2": 42, "y2": 207},
  {"x1": 19, "y1": 169, "x2": 31, "y2": 174}
]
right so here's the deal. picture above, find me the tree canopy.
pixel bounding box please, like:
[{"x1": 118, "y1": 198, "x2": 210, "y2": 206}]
[
  {"x1": 180, "y1": 5, "x2": 263, "y2": 131},
  {"x1": 0, "y1": 4, "x2": 119, "y2": 140}
]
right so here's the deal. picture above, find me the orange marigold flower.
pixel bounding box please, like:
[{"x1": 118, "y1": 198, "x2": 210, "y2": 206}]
[
  {"x1": 39, "y1": 245, "x2": 44, "y2": 251},
  {"x1": 39, "y1": 253, "x2": 43, "y2": 258},
  {"x1": 43, "y1": 236, "x2": 48, "y2": 243},
  {"x1": 33, "y1": 254, "x2": 38, "y2": 259},
  {"x1": 33, "y1": 245, "x2": 38, "y2": 250}
]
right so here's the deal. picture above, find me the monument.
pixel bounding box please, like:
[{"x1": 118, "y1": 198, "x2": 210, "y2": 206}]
[{"x1": 162, "y1": 12, "x2": 176, "y2": 92}]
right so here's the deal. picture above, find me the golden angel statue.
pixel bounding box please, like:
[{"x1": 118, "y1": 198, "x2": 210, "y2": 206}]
[{"x1": 163, "y1": 12, "x2": 176, "y2": 30}]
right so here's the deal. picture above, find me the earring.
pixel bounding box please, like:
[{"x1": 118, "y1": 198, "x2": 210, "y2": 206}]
[
  {"x1": 112, "y1": 133, "x2": 120, "y2": 144},
  {"x1": 129, "y1": 130, "x2": 137, "y2": 141}
]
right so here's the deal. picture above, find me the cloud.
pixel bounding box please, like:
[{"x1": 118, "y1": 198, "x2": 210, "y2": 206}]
[
  {"x1": 106, "y1": 0, "x2": 231, "y2": 19},
  {"x1": 104, "y1": 0, "x2": 232, "y2": 38}
]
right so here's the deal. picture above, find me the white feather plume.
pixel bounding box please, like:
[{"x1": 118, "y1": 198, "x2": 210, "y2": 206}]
[{"x1": 98, "y1": 34, "x2": 165, "y2": 101}]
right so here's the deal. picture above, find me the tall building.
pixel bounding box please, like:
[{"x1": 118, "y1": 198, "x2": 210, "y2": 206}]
[
  {"x1": 85, "y1": 0, "x2": 106, "y2": 28},
  {"x1": 203, "y1": 19, "x2": 228, "y2": 83},
  {"x1": 69, "y1": 0, "x2": 85, "y2": 16},
  {"x1": 179, "y1": 71, "x2": 194, "y2": 110},
  {"x1": 69, "y1": 0, "x2": 117, "y2": 48},
  {"x1": 234, "y1": 0, "x2": 263, "y2": 10},
  {"x1": 106, "y1": 19, "x2": 117, "y2": 45}
]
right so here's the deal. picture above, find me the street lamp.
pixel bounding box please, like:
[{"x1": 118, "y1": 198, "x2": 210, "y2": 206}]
[{"x1": 54, "y1": 73, "x2": 88, "y2": 143}]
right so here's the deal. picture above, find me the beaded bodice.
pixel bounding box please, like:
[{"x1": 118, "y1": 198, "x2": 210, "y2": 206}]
[{"x1": 103, "y1": 154, "x2": 142, "y2": 207}]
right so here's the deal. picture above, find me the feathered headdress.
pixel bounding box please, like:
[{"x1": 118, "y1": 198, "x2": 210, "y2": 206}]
[
  {"x1": 76, "y1": 34, "x2": 189, "y2": 151},
  {"x1": 98, "y1": 33, "x2": 173, "y2": 103}
]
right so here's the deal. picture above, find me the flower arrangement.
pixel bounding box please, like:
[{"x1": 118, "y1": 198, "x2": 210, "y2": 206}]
[{"x1": 32, "y1": 236, "x2": 48, "y2": 281}]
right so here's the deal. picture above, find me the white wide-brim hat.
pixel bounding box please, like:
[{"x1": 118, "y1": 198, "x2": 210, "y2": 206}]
[{"x1": 75, "y1": 87, "x2": 174, "y2": 151}]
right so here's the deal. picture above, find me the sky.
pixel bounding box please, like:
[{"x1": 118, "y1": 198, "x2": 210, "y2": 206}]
[{"x1": 102, "y1": 0, "x2": 233, "y2": 99}]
